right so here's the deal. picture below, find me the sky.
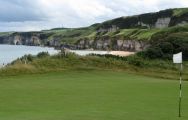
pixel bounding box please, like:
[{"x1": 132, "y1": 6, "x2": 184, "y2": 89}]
[{"x1": 0, "y1": 0, "x2": 188, "y2": 32}]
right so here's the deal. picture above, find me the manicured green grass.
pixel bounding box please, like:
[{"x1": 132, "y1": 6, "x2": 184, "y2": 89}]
[{"x1": 0, "y1": 70, "x2": 187, "y2": 120}]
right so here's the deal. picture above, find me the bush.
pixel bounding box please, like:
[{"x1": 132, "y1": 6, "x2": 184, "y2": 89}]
[
  {"x1": 25, "y1": 54, "x2": 35, "y2": 62},
  {"x1": 144, "y1": 31, "x2": 188, "y2": 60},
  {"x1": 10, "y1": 54, "x2": 35, "y2": 65},
  {"x1": 126, "y1": 55, "x2": 146, "y2": 67},
  {"x1": 158, "y1": 42, "x2": 173, "y2": 54},
  {"x1": 136, "y1": 51, "x2": 147, "y2": 58},
  {"x1": 144, "y1": 47, "x2": 164, "y2": 59},
  {"x1": 37, "y1": 52, "x2": 50, "y2": 58}
]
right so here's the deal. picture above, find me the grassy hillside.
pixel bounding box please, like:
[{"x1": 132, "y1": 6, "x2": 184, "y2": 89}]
[
  {"x1": 40, "y1": 25, "x2": 188, "y2": 45},
  {"x1": 173, "y1": 8, "x2": 188, "y2": 17},
  {"x1": 38, "y1": 7, "x2": 188, "y2": 48},
  {"x1": 42, "y1": 26, "x2": 98, "y2": 44},
  {"x1": 39, "y1": 24, "x2": 188, "y2": 60},
  {"x1": 139, "y1": 25, "x2": 188, "y2": 60}
]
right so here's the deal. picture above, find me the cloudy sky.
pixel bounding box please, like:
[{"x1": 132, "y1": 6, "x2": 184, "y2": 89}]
[{"x1": 0, "y1": 0, "x2": 188, "y2": 32}]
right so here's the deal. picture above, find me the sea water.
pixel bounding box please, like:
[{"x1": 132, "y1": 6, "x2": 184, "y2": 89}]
[{"x1": 0, "y1": 45, "x2": 59, "y2": 66}]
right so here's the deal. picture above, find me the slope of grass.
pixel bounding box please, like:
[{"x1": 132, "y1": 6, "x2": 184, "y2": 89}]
[
  {"x1": 173, "y1": 8, "x2": 188, "y2": 17},
  {"x1": 150, "y1": 25, "x2": 188, "y2": 43},
  {"x1": 43, "y1": 26, "x2": 98, "y2": 44},
  {"x1": 0, "y1": 70, "x2": 187, "y2": 120},
  {"x1": 42, "y1": 25, "x2": 188, "y2": 45},
  {"x1": 128, "y1": 29, "x2": 160, "y2": 40},
  {"x1": 116, "y1": 29, "x2": 138, "y2": 37}
]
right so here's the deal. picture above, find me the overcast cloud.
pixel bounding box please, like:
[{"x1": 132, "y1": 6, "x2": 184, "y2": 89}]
[{"x1": 0, "y1": 0, "x2": 188, "y2": 32}]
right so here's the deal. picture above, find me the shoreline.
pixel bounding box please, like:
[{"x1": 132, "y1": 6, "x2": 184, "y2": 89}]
[{"x1": 0, "y1": 44, "x2": 136, "y2": 67}]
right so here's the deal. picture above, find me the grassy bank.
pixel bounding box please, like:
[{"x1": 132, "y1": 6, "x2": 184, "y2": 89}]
[{"x1": 0, "y1": 53, "x2": 188, "y2": 80}]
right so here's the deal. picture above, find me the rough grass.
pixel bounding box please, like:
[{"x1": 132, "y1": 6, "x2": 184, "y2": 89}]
[
  {"x1": 1, "y1": 54, "x2": 188, "y2": 80},
  {"x1": 0, "y1": 70, "x2": 187, "y2": 120}
]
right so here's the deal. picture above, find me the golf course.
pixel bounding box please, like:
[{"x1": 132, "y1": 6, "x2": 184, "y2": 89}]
[
  {"x1": 0, "y1": 70, "x2": 187, "y2": 120},
  {"x1": 1, "y1": 5, "x2": 188, "y2": 120}
]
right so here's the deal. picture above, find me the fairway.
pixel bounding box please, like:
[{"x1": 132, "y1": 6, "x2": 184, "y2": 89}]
[{"x1": 0, "y1": 70, "x2": 187, "y2": 120}]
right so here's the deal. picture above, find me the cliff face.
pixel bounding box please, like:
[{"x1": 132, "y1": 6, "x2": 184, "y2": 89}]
[
  {"x1": 10, "y1": 33, "x2": 41, "y2": 46},
  {"x1": 0, "y1": 32, "x2": 43, "y2": 46},
  {"x1": 76, "y1": 39, "x2": 148, "y2": 52},
  {"x1": 155, "y1": 17, "x2": 171, "y2": 28}
]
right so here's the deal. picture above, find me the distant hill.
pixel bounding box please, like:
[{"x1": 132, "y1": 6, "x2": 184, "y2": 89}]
[
  {"x1": 0, "y1": 7, "x2": 188, "y2": 59},
  {"x1": 95, "y1": 8, "x2": 188, "y2": 29}
]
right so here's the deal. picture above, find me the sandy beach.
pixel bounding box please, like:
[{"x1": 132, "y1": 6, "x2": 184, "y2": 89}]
[
  {"x1": 109, "y1": 51, "x2": 135, "y2": 57},
  {"x1": 69, "y1": 50, "x2": 135, "y2": 57}
]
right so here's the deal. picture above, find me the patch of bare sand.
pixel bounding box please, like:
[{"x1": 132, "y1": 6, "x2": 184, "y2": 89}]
[{"x1": 108, "y1": 51, "x2": 135, "y2": 57}]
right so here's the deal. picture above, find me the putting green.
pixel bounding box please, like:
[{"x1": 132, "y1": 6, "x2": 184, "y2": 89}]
[{"x1": 0, "y1": 70, "x2": 187, "y2": 120}]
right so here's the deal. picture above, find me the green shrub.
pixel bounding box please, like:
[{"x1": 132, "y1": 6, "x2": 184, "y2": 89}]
[
  {"x1": 125, "y1": 56, "x2": 146, "y2": 67},
  {"x1": 37, "y1": 52, "x2": 50, "y2": 58},
  {"x1": 144, "y1": 47, "x2": 164, "y2": 59},
  {"x1": 25, "y1": 54, "x2": 34, "y2": 62},
  {"x1": 158, "y1": 42, "x2": 173, "y2": 54}
]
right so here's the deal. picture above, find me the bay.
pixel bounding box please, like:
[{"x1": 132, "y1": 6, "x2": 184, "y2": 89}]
[{"x1": 0, "y1": 45, "x2": 59, "y2": 66}]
